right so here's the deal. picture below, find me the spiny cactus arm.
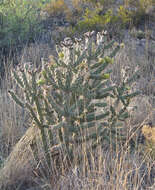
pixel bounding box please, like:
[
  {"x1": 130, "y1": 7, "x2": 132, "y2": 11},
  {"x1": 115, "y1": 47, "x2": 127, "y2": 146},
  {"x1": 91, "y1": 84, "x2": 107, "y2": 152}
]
[
  {"x1": 47, "y1": 95, "x2": 64, "y2": 116},
  {"x1": 118, "y1": 112, "x2": 129, "y2": 121},
  {"x1": 79, "y1": 111, "x2": 109, "y2": 123},
  {"x1": 104, "y1": 40, "x2": 115, "y2": 50},
  {"x1": 56, "y1": 57, "x2": 67, "y2": 68},
  {"x1": 55, "y1": 70, "x2": 66, "y2": 91},
  {"x1": 90, "y1": 60, "x2": 105, "y2": 70},
  {"x1": 31, "y1": 72, "x2": 37, "y2": 94},
  {"x1": 110, "y1": 105, "x2": 116, "y2": 116},
  {"x1": 42, "y1": 67, "x2": 59, "y2": 89},
  {"x1": 65, "y1": 69, "x2": 73, "y2": 91},
  {"x1": 68, "y1": 49, "x2": 75, "y2": 65},
  {"x1": 88, "y1": 102, "x2": 107, "y2": 109},
  {"x1": 87, "y1": 42, "x2": 93, "y2": 59},
  {"x1": 109, "y1": 46, "x2": 120, "y2": 58},
  {"x1": 43, "y1": 122, "x2": 64, "y2": 131},
  {"x1": 12, "y1": 70, "x2": 24, "y2": 88},
  {"x1": 108, "y1": 97, "x2": 129, "y2": 124},
  {"x1": 118, "y1": 106, "x2": 128, "y2": 116},
  {"x1": 40, "y1": 127, "x2": 51, "y2": 168},
  {"x1": 115, "y1": 92, "x2": 126, "y2": 107},
  {"x1": 51, "y1": 92, "x2": 63, "y2": 106},
  {"x1": 21, "y1": 71, "x2": 32, "y2": 95},
  {"x1": 91, "y1": 79, "x2": 108, "y2": 91},
  {"x1": 70, "y1": 74, "x2": 85, "y2": 91},
  {"x1": 77, "y1": 121, "x2": 97, "y2": 132},
  {"x1": 63, "y1": 102, "x2": 70, "y2": 118},
  {"x1": 31, "y1": 72, "x2": 38, "y2": 104},
  {"x1": 116, "y1": 85, "x2": 126, "y2": 96},
  {"x1": 43, "y1": 98, "x2": 55, "y2": 124},
  {"x1": 97, "y1": 86, "x2": 117, "y2": 95},
  {"x1": 8, "y1": 90, "x2": 25, "y2": 108},
  {"x1": 92, "y1": 62, "x2": 109, "y2": 75},
  {"x1": 25, "y1": 102, "x2": 42, "y2": 129},
  {"x1": 25, "y1": 90, "x2": 31, "y2": 104},
  {"x1": 94, "y1": 43, "x2": 104, "y2": 58},
  {"x1": 89, "y1": 73, "x2": 110, "y2": 80},
  {"x1": 121, "y1": 91, "x2": 140, "y2": 100},
  {"x1": 13, "y1": 69, "x2": 31, "y2": 103},
  {"x1": 69, "y1": 98, "x2": 85, "y2": 116},
  {"x1": 74, "y1": 49, "x2": 87, "y2": 67},
  {"x1": 96, "y1": 92, "x2": 114, "y2": 99},
  {"x1": 48, "y1": 128, "x2": 54, "y2": 145},
  {"x1": 34, "y1": 96, "x2": 44, "y2": 124}
]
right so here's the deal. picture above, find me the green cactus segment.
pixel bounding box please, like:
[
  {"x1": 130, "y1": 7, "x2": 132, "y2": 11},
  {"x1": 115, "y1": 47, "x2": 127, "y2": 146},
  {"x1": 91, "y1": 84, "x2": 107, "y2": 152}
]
[
  {"x1": 74, "y1": 50, "x2": 87, "y2": 67},
  {"x1": 71, "y1": 76, "x2": 84, "y2": 91},
  {"x1": 13, "y1": 70, "x2": 24, "y2": 88},
  {"x1": 88, "y1": 102, "x2": 107, "y2": 108},
  {"x1": 122, "y1": 91, "x2": 140, "y2": 99},
  {"x1": 9, "y1": 31, "x2": 139, "y2": 167},
  {"x1": 25, "y1": 102, "x2": 42, "y2": 129},
  {"x1": 89, "y1": 73, "x2": 110, "y2": 80},
  {"x1": 21, "y1": 71, "x2": 32, "y2": 94},
  {"x1": 79, "y1": 112, "x2": 110, "y2": 123},
  {"x1": 43, "y1": 67, "x2": 59, "y2": 89},
  {"x1": 110, "y1": 46, "x2": 120, "y2": 58},
  {"x1": 104, "y1": 40, "x2": 115, "y2": 50},
  {"x1": 47, "y1": 96, "x2": 64, "y2": 116},
  {"x1": 40, "y1": 128, "x2": 51, "y2": 168},
  {"x1": 8, "y1": 90, "x2": 25, "y2": 108},
  {"x1": 35, "y1": 97, "x2": 44, "y2": 124},
  {"x1": 99, "y1": 86, "x2": 116, "y2": 94},
  {"x1": 92, "y1": 62, "x2": 109, "y2": 75}
]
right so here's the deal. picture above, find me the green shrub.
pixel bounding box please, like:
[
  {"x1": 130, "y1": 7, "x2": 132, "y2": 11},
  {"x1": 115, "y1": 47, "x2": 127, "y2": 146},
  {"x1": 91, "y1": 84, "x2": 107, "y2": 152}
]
[
  {"x1": 117, "y1": 0, "x2": 154, "y2": 27},
  {"x1": 43, "y1": 0, "x2": 70, "y2": 18},
  {"x1": 0, "y1": 0, "x2": 46, "y2": 50},
  {"x1": 9, "y1": 31, "x2": 139, "y2": 167},
  {"x1": 75, "y1": 8, "x2": 118, "y2": 32},
  {"x1": 71, "y1": 0, "x2": 154, "y2": 36}
]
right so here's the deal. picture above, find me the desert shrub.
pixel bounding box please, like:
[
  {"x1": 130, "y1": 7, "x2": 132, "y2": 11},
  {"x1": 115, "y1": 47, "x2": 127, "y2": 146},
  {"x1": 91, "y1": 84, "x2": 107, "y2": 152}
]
[
  {"x1": 8, "y1": 31, "x2": 139, "y2": 171},
  {"x1": 117, "y1": 0, "x2": 155, "y2": 27},
  {"x1": 75, "y1": 8, "x2": 114, "y2": 32},
  {"x1": 73, "y1": 0, "x2": 118, "y2": 33},
  {"x1": 43, "y1": 0, "x2": 70, "y2": 18},
  {"x1": 0, "y1": 0, "x2": 46, "y2": 51},
  {"x1": 71, "y1": 0, "x2": 154, "y2": 36},
  {"x1": 0, "y1": 0, "x2": 51, "y2": 81},
  {"x1": 43, "y1": 0, "x2": 87, "y2": 28}
]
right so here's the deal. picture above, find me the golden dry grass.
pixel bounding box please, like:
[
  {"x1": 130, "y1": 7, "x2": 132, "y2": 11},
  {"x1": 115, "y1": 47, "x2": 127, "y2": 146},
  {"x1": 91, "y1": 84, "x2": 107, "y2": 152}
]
[{"x1": 142, "y1": 124, "x2": 155, "y2": 144}]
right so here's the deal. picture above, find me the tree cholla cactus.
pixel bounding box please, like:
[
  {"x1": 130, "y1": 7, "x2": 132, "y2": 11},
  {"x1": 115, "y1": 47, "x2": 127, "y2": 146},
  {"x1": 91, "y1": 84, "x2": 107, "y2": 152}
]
[{"x1": 8, "y1": 31, "x2": 139, "y2": 166}]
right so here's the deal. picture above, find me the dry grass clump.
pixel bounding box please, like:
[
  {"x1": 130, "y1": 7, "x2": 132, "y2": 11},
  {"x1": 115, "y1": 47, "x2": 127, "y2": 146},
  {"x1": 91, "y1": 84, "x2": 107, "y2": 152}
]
[
  {"x1": 142, "y1": 124, "x2": 155, "y2": 144},
  {"x1": 1, "y1": 127, "x2": 154, "y2": 190},
  {"x1": 53, "y1": 148, "x2": 154, "y2": 190},
  {"x1": 17, "y1": 43, "x2": 55, "y2": 68},
  {"x1": 0, "y1": 69, "x2": 29, "y2": 160}
]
